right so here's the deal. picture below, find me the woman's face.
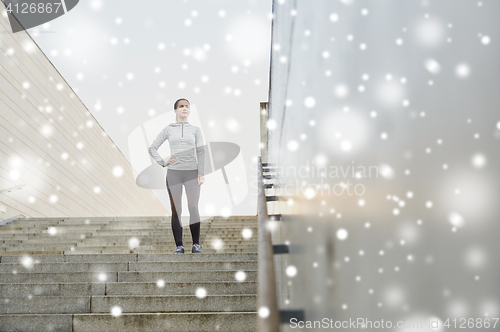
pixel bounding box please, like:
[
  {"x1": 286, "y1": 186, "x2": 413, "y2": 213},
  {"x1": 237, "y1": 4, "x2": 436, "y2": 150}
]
[{"x1": 176, "y1": 100, "x2": 190, "y2": 118}]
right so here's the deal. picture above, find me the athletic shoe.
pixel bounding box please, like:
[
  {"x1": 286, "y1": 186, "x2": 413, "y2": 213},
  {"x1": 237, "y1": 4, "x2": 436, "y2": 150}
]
[
  {"x1": 192, "y1": 243, "x2": 201, "y2": 253},
  {"x1": 174, "y1": 245, "x2": 184, "y2": 254}
]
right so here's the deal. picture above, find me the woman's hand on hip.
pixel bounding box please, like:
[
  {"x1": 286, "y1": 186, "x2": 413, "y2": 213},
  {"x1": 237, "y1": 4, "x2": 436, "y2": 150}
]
[
  {"x1": 198, "y1": 174, "x2": 205, "y2": 186},
  {"x1": 163, "y1": 155, "x2": 176, "y2": 167}
]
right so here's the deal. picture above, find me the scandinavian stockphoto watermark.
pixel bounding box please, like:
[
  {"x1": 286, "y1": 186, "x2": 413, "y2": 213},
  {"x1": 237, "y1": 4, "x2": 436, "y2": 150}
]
[
  {"x1": 3, "y1": 0, "x2": 79, "y2": 33},
  {"x1": 289, "y1": 317, "x2": 499, "y2": 329},
  {"x1": 251, "y1": 160, "x2": 380, "y2": 198}
]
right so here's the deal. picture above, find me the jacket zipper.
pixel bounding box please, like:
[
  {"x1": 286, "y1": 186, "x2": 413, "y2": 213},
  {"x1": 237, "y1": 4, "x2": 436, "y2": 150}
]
[{"x1": 182, "y1": 123, "x2": 183, "y2": 137}]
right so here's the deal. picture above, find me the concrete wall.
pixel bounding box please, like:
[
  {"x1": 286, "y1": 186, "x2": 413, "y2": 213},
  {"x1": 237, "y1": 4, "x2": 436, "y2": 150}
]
[
  {"x1": 269, "y1": 0, "x2": 500, "y2": 330},
  {"x1": 0, "y1": 4, "x2": 167, "y2": 218}
]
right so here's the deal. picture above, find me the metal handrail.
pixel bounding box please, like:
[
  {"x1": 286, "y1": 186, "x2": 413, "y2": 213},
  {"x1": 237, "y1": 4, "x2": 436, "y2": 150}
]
[{"x1": 257, "y1": 156, "x2": 280, "y2": 332}]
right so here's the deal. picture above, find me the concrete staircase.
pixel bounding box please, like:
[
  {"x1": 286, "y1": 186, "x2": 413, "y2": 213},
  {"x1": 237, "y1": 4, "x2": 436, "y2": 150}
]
[{"x1": 0, "y1": 215, "x2": 258, "y2": 331}]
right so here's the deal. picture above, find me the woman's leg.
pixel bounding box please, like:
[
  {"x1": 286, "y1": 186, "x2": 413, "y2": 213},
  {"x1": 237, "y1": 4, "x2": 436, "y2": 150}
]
[
  {"x1": 166, "y1": 169, "x2": 184, "y2": 247},
  {"x1": 184, "y1": 170, "x2": 201, "y2": 245}
]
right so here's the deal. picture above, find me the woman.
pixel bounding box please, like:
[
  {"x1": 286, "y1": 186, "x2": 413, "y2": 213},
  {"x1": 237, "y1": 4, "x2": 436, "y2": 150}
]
[{"x1": 148, "y1": 98, "x2": 205, "y2": 254}]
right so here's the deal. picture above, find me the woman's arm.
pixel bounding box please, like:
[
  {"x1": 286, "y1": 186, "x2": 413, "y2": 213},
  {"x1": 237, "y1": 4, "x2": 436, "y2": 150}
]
[
  {"x1": 195, "y1": 127, "x2": 205, "y2": 176},
  {"x1": 148, "y1": 127, "x2": 169, "y2": 167},
  {"x1": 195, "y1": 127, "x2": 205, "y2": 185}
]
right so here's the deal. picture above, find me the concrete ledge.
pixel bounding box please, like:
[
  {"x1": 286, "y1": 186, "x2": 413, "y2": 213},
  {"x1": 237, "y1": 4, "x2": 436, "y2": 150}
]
[
  {"x1": 136, "y1": 253, "x2": 257, "y2": 262},
  {"x1": 127, "y1": 261, "x2": 257, "y2": 272},
  {"x1": 0, "y1": 272, "x2": 117, "y2": 284},
  {"x1": 0, "y1": 296, "x2": 90, "y2": 314},
  {"x1": 0, "y1": 252, "x2": 258, "y2": 264},
  {"x1": 90, "y1": 294, "x2": 257, "y2": 313},
  {"x1": 105, "y1": 281, "x2": 257, "y2": 296},
  {"x1": 73, "y1": 312, "x2": 257, "y2": 332},
  {"x1": 0, "y1": 314, "x2": 72, "y2": 332},
  {"x1": 0, "y1": 261, "x2": 257, "y2": 273},
  {"x1": 0, "y1": 295, "x2": 256, "y2": 314},
  {"x1": 0, "y1": 281, "x2": 256, "y2": 297},
  {"x1": 118, "y1": 270, "x2": 258, "y2": 283},
  {"x1": 0, "y1": 262, "x2": 129, "y2": 273}
]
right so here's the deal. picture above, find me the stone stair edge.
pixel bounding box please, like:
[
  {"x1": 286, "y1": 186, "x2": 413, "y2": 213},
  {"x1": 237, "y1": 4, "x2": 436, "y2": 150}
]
[
  {"x1": 13, "y1": 215, "x2": 256, "y2": 221},
  {"x1": 0, "y1": 267, "x2": 259, "y2": 276},
  {"x1": 1, "y1": 294, "x2": 258, "y2": 298},
  {"x1": 0, "y1": 311, "x2": 258, "y2": 315},
  {"x1": 0, "y1": 252, "x2": 257, "y2": 262},
  {"x1": 0, "y1": 280, "x2": 257, "y2": 285},
  {"x1": 0, "y1": 252, "x2": 258, "y2": 257},
  {"x1": 0, "y1": 250, "x2": 258, "y2": 255},
  {"x1": 0, "y1": 268, "x2": 258, "y2": 275},
  {"x1": 0, "y1": 260, "x2": 258, "y2": 267}
]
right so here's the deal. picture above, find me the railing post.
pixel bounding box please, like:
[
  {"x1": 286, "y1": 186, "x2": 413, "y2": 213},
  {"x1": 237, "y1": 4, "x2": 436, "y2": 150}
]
[
  {"x1": 260, "y1": 102, "x2": 269, "y2": 164},
  {"x1": 257, "y1": 156, "x2": 281, "y2": 332}
]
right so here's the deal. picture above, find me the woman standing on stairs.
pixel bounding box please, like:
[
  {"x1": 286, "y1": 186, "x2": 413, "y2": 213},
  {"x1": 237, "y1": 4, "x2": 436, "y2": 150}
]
[{"x1": 148, "y1": 98, "x2": 205, "y2": 254}]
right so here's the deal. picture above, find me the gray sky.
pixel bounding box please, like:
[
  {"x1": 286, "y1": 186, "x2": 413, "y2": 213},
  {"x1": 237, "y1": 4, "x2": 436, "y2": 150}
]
[{"x1": 29, "y1": 0, "x2": 272, "y2": 215}]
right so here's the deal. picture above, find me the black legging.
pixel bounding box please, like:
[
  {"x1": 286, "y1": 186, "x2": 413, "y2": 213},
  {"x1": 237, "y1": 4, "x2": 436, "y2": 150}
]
[{"x1": 166, "y1": 169, "x2": 201, "y2": 246}]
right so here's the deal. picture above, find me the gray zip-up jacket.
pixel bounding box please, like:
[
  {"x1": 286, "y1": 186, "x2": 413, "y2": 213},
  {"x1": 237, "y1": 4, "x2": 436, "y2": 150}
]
[{"x1": 148, "y1": 122, "x2": 205, "y2": 175}]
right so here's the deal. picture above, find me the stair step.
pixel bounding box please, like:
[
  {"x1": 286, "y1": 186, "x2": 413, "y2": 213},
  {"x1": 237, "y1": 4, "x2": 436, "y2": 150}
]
[
  {"x1": 0, "y1": 261, "x2": 257, "y2": 273},
  {"x1": 69, "y1": 244, "x2": 258, "y2": 250},
  {"x1": 0, "y1": 228, "x2": 254, "y2": 236},
  {"x1": 0, "y1": 295, "x2": 257, "y2": 314},
  {"x1": 0, "y1": 252, "x2": 257, "y2": 263},
  {"x1": 0, "y1": 270, "x2": 257, "y2": 284},
  {"x1": 0, "y1": 250, "x2": 65, "y2": 255},
  {"x1": 119, "y1": 270, "x2": 257, "y2": 283},
  {"x1": 0, "y1": 281, "x2": 257, "y2": 297},
  {"x1": 0, "y1": 312, "x2": 257, "y2": 332},
  {"x1": 0, "y1": 248, "x2": 258, "y2": 255},
  {"x1": 0, "y1": 241, "x2": 251, "y2": 248},
  {"x1": 0, "y1": 241, "x2": 257, "y2": 248},
  {"x1": 0, "y1": 215, "x2": 259, "y2": 331}
]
